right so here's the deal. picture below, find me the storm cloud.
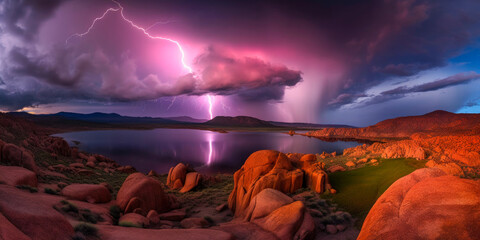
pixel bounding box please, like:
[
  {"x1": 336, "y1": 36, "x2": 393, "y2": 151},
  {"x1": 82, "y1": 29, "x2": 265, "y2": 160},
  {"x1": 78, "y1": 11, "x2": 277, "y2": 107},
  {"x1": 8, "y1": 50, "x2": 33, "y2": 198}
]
[
  {"x1": 332, "y1": 72, "x2": 480, "y2": 108},
  {"x1": 0, "y1": 0, "x2": 480, "y2": 124}
]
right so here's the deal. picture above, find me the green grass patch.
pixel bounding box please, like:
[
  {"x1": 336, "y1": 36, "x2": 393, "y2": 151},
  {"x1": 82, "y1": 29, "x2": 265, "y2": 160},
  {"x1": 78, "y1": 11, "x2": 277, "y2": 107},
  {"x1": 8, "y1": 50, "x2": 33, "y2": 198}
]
[
  {"x1": 326, "y1": 158, "x2": 425, "y2": 227},
  {"x1": 119, "y1": 221, "x2": 143, "y2": 228}
]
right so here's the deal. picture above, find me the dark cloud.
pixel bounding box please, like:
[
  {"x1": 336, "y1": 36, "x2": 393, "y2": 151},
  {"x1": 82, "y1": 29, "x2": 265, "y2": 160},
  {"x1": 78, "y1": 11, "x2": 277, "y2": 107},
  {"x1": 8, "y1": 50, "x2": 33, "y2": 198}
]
[
  {"x1": 0, "y1": 0, "x2": 479, "y2": 123},
  {"x1": 191, "y1": 47, "x2": 302, "y2": 101},
  {"x1": 342, "y1": 72, "x2": 480, "y2": 108},
  {"x1": 382, "y1": 72, "x2": 480, "y2": 95},
  {"x1": 0, "y1": 0, "x2": 63, "y2": 41},
  {"x1": 327, "y1": 93, "x2": 369, "y2": 108}
]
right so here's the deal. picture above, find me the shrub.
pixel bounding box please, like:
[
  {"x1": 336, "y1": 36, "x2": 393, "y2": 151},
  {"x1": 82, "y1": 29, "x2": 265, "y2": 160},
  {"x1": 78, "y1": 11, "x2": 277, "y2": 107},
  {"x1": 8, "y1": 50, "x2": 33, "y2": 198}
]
[
  {"x1": 204, "y1": 216, "x2": 214, "y2": 224},
  {"x1": 74, "y1": 222, "x2": 98, "y2": 237},
  {"x1": 80, "y1": 209, "x2": 102, "y2": 224},
  {"x1": 16, "y1": 185, "x2": 38, "y2": 193},
  {"x1": 60, "y1": 201, "x2": 79, "y2": 213},
  {"x1": 44, "y1": 188, "x2": 59, "y2": 195},
  {"x1": 109, "y1": 205, "x2": 122, "y2": 225},
  {"x1": 119, "y1": 221, "x2": 142, "y2": 228}
]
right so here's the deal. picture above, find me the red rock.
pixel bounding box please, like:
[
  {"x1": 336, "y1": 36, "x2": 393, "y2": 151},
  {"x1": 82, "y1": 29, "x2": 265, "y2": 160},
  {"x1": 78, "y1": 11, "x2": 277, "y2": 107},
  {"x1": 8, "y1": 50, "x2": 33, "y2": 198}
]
[
  {"x1": 244, "y1": 188, "x2": 293, "y2": 221},
  {"x1": 425, "y1": 160, "x2": 464, "y2": 176},
  {"x1": 172, "y1": 179, "x2": 183, "y2": 189},
  {"x1": 44, "y1": 137, "x2": 71, "y2": 156},
  {"x1": 86, "y1": 161, "x2": 95, "y2": 168},
  {"x1": 228, "y1": 150, "x2": 304, "y2": 216},
  {"x1": 71, "y1": 148, "x2": 79, "y2": 159},
  {"x1": 1, "y1": 143, "x2": 37, "y2": 172},
  {"x1": 78, "y1": 152, "x2": 89, "y2": 160},
  {"x1": 336, "y1": 224, "x2": 346, "y2": 232},
  {"x1": 358, "y1": 168, "x2": 480, "y2": 240},
  {"x1": 87, "y1": 156, "x2": 96, "y2": 163},
  {"x1": 357, "y1": 158, "x2": 368, "y2": 164},
  {"x1": 254, "y1": 201, "x2": 315, "y2": 240},
  {"x1": 179, "y1": 172, "x2": 202, "y2": 193},
  {"x1": 158, "y1": 208, "x2": 186, "y2": 221},
  {"x1": 301, "y1": 161, "x2": 328, "y2": 194},
  {"x1": 119, "y1": 213, "x2": 149, "y2": 228},
  {"x1": 327, "y1": 165, "x2": 345, "y2": 173},
  {"x1": 76, "y1": 169, "x2": 94, "y2": 175},
  {"x1": 116, "y1": 165, "x2": 136, "y2": 173},
  {"x1": 216, "y1": 221, "x2": 279, "y2": 240},
  {"x1": 180, "y1": 217, "x2": 210, "y2": 229},
  {"x1": 0, "y1": 213, "x2": 30, "y2": 240},
  {"x1": 147, "y1": 170, "x2": 158, "y2": 177},
  {"x1": 98, "y1": 225, "x2": 234, "y2": 240},
  {"x1": 117, "y1": 173, "x2": 176, "y2": 214},
  {"x1": 100, "y1": 182, "x2": 114, "y2": 193},
  {"x1": 133, "y1": 208, "x2": 145, "y2": 215},
  {"x1": 69, "y1": 163, "x2": 84, "y2": 168},
  {"x1": 381, "y1": 141, "x2": 426, "y2": 160},
  {"x1": 216, "y1": 203, "x2": 227, "y2": 212},
  {"x1": 229, "y1": 150, "x2": 331, "y2": 216},
  {"x1": 61, "y1": 184, "x2": 111, "y2": 203},
  {"x1": 345, "y1": 161, "x2": 356, "y2": 167},
  {"x1": 0, "y1": 185, "x2": 74, "y2": 240},
  {"x1": 125, "y1": 197, "x2": 142, "y2": 213},
  {"x1": 326, "y1": 224, "x2": 337, "y2": 234},
  {"x1": 166, "y1": 163, "x2": 187, "y2": 189},
  {"x1": 0, "y1": 166, "x2": 37, "y2": 187},
  {"x1": 146, "y1": 210, "x2": 160, "y2": 225}
]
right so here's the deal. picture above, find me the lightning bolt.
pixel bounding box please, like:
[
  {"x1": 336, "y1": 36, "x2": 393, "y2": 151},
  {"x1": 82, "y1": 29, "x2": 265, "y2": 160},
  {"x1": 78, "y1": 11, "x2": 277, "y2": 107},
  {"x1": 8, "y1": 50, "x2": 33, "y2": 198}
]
[
  {"x1": 207, "y1": 94, "x2": 214, "y2": 119},
  {"x1": 166, "y1": 96, "x2": 176, "y2": 110},
  {"x1": 145, "y1": 19, "x2": 177, "y2": 31},
  {"x1": 66, "y1": 0, "x2": 192, "y2": 73},
  {"x1": 207, "y1": 133, "x2": 213, "y2": 165},
  {"x1": 66, "y1": 0, "x2": 217, "y2": 117},
  {"x1": 65, "y1": 7, "x2": 120, "y2": 44}
]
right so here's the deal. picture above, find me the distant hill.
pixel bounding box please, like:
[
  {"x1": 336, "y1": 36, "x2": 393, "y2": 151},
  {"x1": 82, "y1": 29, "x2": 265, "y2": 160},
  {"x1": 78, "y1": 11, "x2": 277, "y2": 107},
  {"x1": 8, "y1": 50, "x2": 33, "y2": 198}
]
[
  {"x1": 164, "y1": 116, "x2": 207, "y2": 123},
  {"x1": 52, "y1": 112, "x2": 180, "y2": 124},
  {"x1": 269, "y1": 121, "x2": 354, "y2": 129},
  {"x1": 306, "y1": 110, "x2": 480, "y2": 139},
  {"x1": 7, "y1": 111, "x2": 353, "y2": 131},
  {"x1": 204, "y1": 116, "x2": 277, "y2": 128}
]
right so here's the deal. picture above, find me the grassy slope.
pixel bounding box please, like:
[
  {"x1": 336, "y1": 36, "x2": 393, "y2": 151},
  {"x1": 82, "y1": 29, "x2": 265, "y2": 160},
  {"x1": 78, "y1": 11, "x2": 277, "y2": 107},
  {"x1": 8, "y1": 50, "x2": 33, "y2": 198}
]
[{"x1": 326, "y1": 158, "x2": 426, "y2": 226}]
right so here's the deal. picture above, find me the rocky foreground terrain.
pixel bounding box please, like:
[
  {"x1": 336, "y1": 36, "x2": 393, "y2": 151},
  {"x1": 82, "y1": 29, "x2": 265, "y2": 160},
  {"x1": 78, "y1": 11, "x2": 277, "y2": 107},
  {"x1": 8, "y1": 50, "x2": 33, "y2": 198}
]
[
  {"x1": 306, "y1": 110, "x2": 480, "y2": 177},
  {"x1": 1, "y1": 111, "x2": 480, "y2": 239}
]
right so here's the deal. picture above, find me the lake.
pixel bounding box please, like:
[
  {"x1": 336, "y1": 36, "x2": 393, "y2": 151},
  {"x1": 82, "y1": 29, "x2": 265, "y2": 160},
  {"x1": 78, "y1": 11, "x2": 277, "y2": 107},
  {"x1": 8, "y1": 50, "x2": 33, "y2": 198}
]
[{"x1": 54, "y1": 129, "x2": 361, "y2": 174}]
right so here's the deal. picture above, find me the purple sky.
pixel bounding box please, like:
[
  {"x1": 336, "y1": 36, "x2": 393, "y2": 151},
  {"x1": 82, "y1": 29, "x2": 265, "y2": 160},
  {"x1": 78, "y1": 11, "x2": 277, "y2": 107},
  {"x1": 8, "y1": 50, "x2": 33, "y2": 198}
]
[{"x1": 1, "y1": 0, "x2": 480, "y2": 126}]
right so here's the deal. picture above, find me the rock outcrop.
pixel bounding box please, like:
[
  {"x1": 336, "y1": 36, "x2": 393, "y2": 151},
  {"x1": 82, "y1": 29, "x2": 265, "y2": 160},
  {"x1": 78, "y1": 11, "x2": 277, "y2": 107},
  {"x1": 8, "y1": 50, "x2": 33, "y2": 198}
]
[
  {"x1": 0, "y1": 166, "x2": 37, "y2": 187},
  {"x1": 167, "y1": 163, "x2": 187, "y2": 189},
  {"x1": 306, "y1": 110, "x2": 480, "y2": 139},
  {"x1": 119, "y1": 213, "x2": 150, "y2": 228},
  {"x1": 0, "y1": 185, "x2": 74, "y2": 240},
  {"x1": 61, "y1": 183, "x2": 112, "y2": 203},
  {"x1": 228, "y1": 150, "x2": 304, "y2": 215},
  {"x1": 117, "y1": 173, "x2": 178, "y2": 214},
  {"x1": 228, "y1": 150, "x2": 330, "y2": 216},
  {"x1": 244, "y1": 188, "x2": 315, "y2": 240},
  {"x1": 358, "y1": 168, "x2": 480, "y2": 240},
  {"x1": 180, "y1": 172, "x2": 202, "y2": 193},
  {"x1": 98, "y1": 225, "x2": 234, "y2": 240},
  {"x1": 166, "y1": 163, "x2": 203, "y2": 192},
  {"x1": 0, "y1": 142, "x2": 37, "y2": 172},
  {"x1": 343, "y1": 140, "x2": 426, "y2": 160}
]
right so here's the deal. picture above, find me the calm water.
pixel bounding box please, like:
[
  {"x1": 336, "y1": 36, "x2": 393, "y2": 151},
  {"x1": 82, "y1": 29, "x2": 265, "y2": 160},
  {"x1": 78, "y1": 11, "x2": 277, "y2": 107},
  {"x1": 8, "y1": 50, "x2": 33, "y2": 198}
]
[{"x1": 54, "y1": 129, "x2": 360, "y2": 174}]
